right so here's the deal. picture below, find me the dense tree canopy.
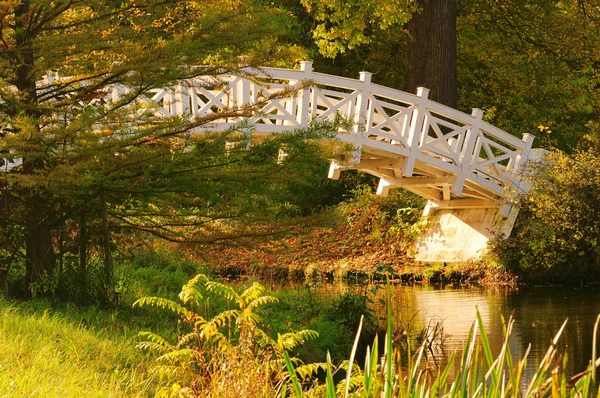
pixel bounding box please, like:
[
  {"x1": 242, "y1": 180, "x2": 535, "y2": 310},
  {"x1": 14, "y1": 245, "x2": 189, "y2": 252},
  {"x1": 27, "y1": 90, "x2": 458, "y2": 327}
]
[
  {"x1": 0, "y1": 0, "x2": 345, "y2": 300},
  {"x1": 3, "y1": 0, "x2": 600, "y2": 298}
]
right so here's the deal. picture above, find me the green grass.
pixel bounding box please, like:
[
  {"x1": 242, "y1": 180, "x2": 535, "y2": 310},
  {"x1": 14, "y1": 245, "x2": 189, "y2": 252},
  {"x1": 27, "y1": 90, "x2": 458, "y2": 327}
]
[{"x1": 0, "y1": 299, "x2": 154, "y2": 397}]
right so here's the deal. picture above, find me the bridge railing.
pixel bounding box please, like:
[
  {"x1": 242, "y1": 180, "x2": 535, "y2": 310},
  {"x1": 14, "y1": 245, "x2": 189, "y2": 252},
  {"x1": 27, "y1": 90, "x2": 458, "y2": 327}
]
[
  {"x1": 125, "y1": 62, "x2": 533, "y2": 197},
  {"x1": 9, "y1": 63, "x2": 532, "y2": 198}
]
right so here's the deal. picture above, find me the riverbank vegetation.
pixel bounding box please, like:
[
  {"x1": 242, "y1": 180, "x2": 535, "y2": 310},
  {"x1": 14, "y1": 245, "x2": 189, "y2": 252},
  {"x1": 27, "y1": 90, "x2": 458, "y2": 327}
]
[
  {"x1": 7, "y1": 274, "x2": 595, "y2": 396},
  {"x1": 493, "y1": 130, "x2": 600, "y2": 284},
  {"x1": 197, "y1": 186, "x2": 514, "y2": 285}
]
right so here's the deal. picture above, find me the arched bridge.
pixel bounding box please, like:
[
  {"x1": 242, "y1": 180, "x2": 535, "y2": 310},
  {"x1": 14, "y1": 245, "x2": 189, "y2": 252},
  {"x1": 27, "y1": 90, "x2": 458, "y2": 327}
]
[
  {"x1": 113, "y1": 61, "x2": 534, "y2": 211},
  {"x1": 40, "y1": 62, "x2": 538, "y2": 261}
]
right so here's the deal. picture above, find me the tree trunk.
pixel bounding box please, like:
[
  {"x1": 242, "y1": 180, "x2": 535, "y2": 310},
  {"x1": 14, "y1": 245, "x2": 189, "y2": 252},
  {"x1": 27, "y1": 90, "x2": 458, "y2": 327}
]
[
  {"x1": 16, "y1": 0, "x2": 56, "y2": 294},
  {"x1": 100, "y1": 187, "x2": 116, "y2": 304},
  {"x1": 407, "y1": 0, "x2": 457, "y2": 108},
  {"x1": 25, "y1": 194, "x2": 56, "y2": 290}
]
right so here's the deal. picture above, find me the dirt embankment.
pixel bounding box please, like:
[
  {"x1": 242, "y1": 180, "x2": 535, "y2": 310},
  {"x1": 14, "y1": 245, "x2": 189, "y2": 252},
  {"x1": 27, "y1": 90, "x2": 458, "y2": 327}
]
[{"x1": 196, "y1": 225, "x2": 516, "y2": 286}]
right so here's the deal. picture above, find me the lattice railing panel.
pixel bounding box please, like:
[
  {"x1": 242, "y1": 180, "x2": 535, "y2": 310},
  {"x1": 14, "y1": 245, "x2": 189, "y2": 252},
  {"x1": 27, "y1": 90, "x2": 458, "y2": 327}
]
[
  {"x1": 310, "y1": 87, "x2": 358, "y2": 121},
  {"x1": 470, "y1": 129, "x2": 525, "y2": 182},
  {"x1": 364, "y1": 94, "x2": 415, "y2": 148},
  {"x1": 419, "y1": 110, "x2": 470, "y2": 166}
]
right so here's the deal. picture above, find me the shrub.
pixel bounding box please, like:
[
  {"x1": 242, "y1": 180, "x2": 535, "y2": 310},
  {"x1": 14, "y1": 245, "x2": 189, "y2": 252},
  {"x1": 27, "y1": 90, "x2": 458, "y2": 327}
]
[
  {"x1": 493, "y1": 131, "x2": 600, "y2": 283},
  {"x1": 337, "y1": 185, "x2": 425, "y2": 245}
]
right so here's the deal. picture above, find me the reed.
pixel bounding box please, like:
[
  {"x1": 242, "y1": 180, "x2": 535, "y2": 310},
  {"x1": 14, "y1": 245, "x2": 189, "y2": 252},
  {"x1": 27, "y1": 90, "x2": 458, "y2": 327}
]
[{"x1": 282, "y1": 285, "x2": 600, "y2": 398}]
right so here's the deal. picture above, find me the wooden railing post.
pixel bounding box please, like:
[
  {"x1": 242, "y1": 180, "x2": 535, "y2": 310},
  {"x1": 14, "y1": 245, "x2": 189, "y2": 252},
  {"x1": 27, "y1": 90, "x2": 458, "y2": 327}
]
[
  {"x1": 512, "y1": 133, "x2": 534, "y2": 177},
  {"x1": 402, "y1": 87, "x2": 429, "y2": 177},
  {"x1": 349, "y1": 71, "x2": 372, "y2": 164},
  {"x1": 297, "y1": 61, "x2": 312, "y2": 128},
  {"x1": 173, "y1": 84, "x2": 190, "y2": 116},
  {"x1": 453, "y1": 108, "x2": 483, "y2": 194}
]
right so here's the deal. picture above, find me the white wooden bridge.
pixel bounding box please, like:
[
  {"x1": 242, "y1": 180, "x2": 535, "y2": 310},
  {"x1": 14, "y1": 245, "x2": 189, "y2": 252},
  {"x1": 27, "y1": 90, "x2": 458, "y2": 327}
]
[
  {"x1": 110, "y1": 61, "x2": 535, "y2": 261},
  {"x1": 111, "y1": 61, "x2": 533, "y2": 206},
  {"x1": 13, "y1": 62, "x2": 538, "y2": 261}
]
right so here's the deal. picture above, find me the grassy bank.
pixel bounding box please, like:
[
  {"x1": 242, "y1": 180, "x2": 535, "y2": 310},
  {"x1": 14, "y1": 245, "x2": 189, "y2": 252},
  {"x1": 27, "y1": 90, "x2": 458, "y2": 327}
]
[
  {"x1": 0, "y1": 260, "x2": 371, "y2": 396},
  {"x1": 0, "y1": 299, "x2": 155, "y2": 397}
]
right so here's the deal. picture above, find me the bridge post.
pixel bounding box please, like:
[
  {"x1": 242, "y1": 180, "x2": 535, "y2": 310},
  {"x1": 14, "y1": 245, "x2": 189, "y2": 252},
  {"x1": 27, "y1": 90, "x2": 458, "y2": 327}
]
[
  {"x1": 454, "y1": 108, "x2": 484, "y2": 194},
  {"x1": 349, "y1": 71, "x2": 373, "y2": 163},
  {"x1": 402, "y1": 87, "x2": 430, "y2": 177},
  {"x1": 512, "y1": 133, "x2": 534, "y2": 177},
  {"x1": 173, "y1": 85, "x2": 190, "y2": 116},
  {"x1": 296, "y1": 61, "x2": 313, "y2": 128},
  {"x1": 498, "y1": 133, "x2": 535, "y2": 218}
]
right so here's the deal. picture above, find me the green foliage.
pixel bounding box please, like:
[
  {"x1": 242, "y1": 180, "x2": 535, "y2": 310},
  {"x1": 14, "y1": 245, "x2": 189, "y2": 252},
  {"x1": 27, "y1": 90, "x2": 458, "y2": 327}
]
[
  {"x1": 458, "y1": 0, "x2": 600, "y2": 151},
  {"x1": 321, "y1": 293, "x2": 378, "y2": 341},
  {"x1": 298, "y1": 0, "x2": 417, "y2": 58},
  {"x1": 135, "y1": 274, "x2": 319, "y2": 396},
  {"x1": 337, "y1": 185, "x2": 425, "y2": 246},
  {"x1": 261, "y1": 287, "x2": 363, "y2": 363},
  {"x1": 493, "y1": 131, "x2": 600, "y2": 283}
]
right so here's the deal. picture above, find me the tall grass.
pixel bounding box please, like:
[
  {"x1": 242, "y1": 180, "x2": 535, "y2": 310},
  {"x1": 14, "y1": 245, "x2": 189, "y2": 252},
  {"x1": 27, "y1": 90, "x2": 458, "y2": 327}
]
[{"x1": 0, "y1": 298, "x2": 156, "y2": 397}]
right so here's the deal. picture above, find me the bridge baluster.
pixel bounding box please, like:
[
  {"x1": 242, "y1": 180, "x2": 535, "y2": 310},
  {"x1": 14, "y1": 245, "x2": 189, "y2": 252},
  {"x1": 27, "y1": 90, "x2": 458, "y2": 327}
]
[
  {"x1": 173, "y1": 85, "x2": 190, "y2": 117},
  {"x1": 296, "y1": 61, "x2": 312, "y2": 128},
  {"x1": 512, "y1": 133, "x2": 534, "y2": 177},
  {"x1": 234, "y1": 76, "x2": 250, "y2": 109},
  {"x1": 454, "y1": 108, "x2": 484, "y2": 195},
  {"x1": 402, "y1": 87, "x2": 430, "y2": 177},
  {"x1": 349, "y1": 71, "x2": 373, "y2": 164}
]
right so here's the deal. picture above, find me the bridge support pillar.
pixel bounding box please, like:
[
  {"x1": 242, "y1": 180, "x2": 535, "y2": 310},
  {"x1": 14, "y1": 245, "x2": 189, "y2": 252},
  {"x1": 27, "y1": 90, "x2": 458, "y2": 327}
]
[
  {"x1": 410, "y1": 148, "x2": 549, "y2": 263},
  {"x1": 410, "y1": 205, "x2": 513, "y2": 263}
]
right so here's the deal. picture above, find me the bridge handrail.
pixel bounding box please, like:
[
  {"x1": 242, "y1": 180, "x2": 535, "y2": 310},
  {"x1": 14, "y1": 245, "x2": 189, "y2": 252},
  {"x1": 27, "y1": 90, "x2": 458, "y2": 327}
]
[
  {"x1": 9, "y1": 63, "x2": 534, "y2": 199},
  {"x1": 213, "y1": 63, "x2": 534, "y2": 197}
]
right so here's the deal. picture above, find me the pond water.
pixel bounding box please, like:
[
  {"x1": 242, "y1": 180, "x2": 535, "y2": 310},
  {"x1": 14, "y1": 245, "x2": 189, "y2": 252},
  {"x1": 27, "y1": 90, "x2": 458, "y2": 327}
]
[{"x1": 301, "y1": 282, "x2": 600, "y2": 382}]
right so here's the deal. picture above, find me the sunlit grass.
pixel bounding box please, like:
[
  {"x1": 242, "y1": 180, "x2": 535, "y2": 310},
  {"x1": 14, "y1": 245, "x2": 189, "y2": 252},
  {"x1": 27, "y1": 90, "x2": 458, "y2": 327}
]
[{"x1": 0, "y1": 299, "x2": 154, "y2": 397}]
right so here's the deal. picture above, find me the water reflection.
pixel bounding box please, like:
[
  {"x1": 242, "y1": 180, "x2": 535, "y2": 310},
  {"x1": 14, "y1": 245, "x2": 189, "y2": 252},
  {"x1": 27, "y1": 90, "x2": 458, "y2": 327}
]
[{"x1": 307, "y1": 282, "x2": 600, "y2": 382}]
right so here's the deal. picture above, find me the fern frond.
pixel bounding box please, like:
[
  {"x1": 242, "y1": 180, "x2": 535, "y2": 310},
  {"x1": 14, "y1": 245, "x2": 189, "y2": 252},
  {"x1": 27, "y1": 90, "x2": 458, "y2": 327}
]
[
  {"x1": 295, "y1": 362, "x2": 328, "y2": 380},
  {"x1": 179, "y1": 286, "x2": 204, "y2": 306},
  {"x1": 137, "y1": 341, "x2": 171, "y2": 354},
  {"x1": 197, "y1": 320, "x2": 230, "y2": 350},
  {"x1": 336, "y1": 374, "x2": 363, "y2": 395},
  {"x1": 179, "y1": 274, "x2": 208, "y2": 305},
  {"x1": 247, "y1": 295, "x2": 279, "y2": 311},
  {"x1": 198, "y1": 322, "x2": 231, "y2": 351},
  {"x1": 239, "y1": 282, "x2": 265, "y2": 305},
  {"x1": 205, "y1": 281, "x2": 239, "y2": 302},
  {"x1": 238, "y1": 308, "x2": 260, "y2": 329},
  {"x1": 133, "y1": 296, "x2": 191, "y2": 319},
  {"x1": 270, "y1": 356, "x2": 304, "y2": 371},
  {"x1": 137, "y1": 331, "x2": 175, "y2": 352},
  {"x1": 207, "y1": 309, "x2": 240, "y2": 329},
  {"x1": 149, "y1": 364, "x2": 187, "y2": 381},
  {"x1": 277, "y1": 329, "x2": 319, "y2": 352},
  {"x1": 156, "y1": 348, "x2": 194, "y2": 365},
  {"x1": 254, "y1": 327, "x2": 277, "y2": 349},
  {"x1": 177, "y1": 332, "x2": 201, "y2": 347}
]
